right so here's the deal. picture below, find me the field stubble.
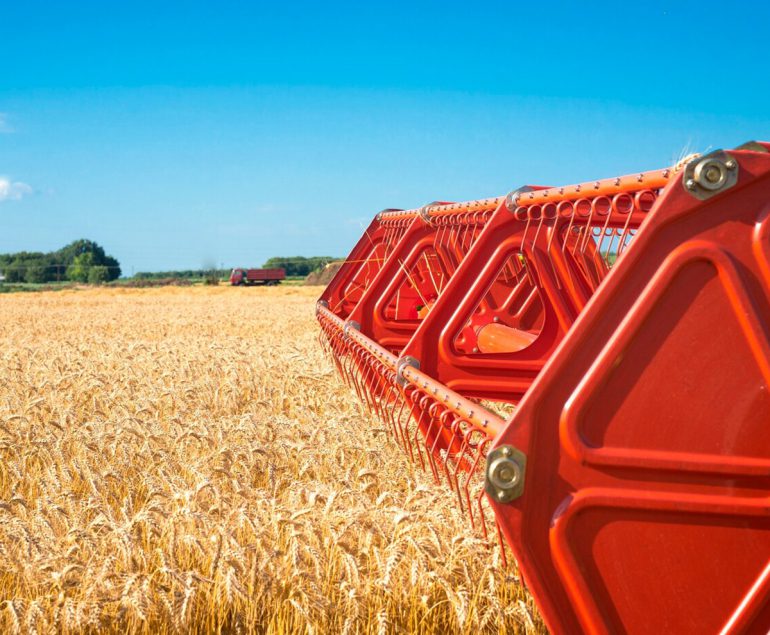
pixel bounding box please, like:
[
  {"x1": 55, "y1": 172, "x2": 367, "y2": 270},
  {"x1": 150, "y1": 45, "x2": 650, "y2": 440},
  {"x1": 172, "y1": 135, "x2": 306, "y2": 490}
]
[{"x1": 0, "y1": 286, "x2": 544, "y2": 634}]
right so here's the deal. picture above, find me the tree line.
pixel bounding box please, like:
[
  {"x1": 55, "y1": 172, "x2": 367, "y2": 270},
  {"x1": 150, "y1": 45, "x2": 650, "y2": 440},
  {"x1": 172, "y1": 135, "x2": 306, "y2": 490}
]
[
  {"x1": 0, "y1": 240, "x2": 121, "y2": 284},
  {"x1": 262, "y1": 256, "x2": 336, "y2": 276}
]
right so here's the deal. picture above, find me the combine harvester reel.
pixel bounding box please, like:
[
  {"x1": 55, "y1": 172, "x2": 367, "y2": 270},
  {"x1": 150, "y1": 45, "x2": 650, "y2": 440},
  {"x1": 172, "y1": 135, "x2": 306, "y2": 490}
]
[{"x1": 317, "y1": 142, "x2": 770, "y2": 634}]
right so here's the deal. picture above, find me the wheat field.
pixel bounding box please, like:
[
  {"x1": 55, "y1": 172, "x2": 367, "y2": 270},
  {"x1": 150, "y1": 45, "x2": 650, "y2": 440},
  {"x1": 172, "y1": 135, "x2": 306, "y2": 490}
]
[{"x1": 0, "y1": 286, "x2": 544, "y2": 634}]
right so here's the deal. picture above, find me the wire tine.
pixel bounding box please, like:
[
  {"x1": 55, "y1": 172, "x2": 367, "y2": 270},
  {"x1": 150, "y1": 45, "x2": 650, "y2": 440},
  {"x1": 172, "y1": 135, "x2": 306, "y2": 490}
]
[
  {"x1": 394, "y1": 391, "x2": 412, "y2": 454},
  {"x1": 596, "y1": 211, "x2": 613, "y2": 263},
  {"x1": 579, "y1": 207, "x2": 595, "y2": 254},
  {"x1": 420, "y1": 408, "x2": 443, "y2": 483},
  {"x1": 617, "y1": 206, "x2": 637, "y2": 259},
  {"x1": 562, "y1": 206, "x2": 577, "y2": 254},
  {"x1": 546, "y1": 217, "x2": 564, "y2": 290}
]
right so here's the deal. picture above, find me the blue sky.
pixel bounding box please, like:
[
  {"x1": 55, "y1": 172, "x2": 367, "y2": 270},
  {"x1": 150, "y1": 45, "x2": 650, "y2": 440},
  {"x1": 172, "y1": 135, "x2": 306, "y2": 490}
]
[{"x1": 1, "y1": 1, "x2": 769, "y2": 273}]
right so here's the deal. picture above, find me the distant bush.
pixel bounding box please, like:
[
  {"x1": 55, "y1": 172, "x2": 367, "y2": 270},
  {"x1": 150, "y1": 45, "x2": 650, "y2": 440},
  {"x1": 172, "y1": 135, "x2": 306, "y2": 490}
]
[
  {"x1": 88, "y1": 265, "x2": 110, "y2": 284},
  {"x1": 134, "y1": 269, "x2": 229, "y2": 280}
]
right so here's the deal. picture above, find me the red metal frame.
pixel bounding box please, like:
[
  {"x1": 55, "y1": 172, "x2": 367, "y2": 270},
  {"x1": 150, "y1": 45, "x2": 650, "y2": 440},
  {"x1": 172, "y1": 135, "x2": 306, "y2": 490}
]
[{"x1": 317, "y1": 142, "x2": 770, "y2": 633}]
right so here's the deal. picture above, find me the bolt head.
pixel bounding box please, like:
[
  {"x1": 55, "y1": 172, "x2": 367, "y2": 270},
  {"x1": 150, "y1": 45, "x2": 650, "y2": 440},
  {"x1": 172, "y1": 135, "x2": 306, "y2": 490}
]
[
  {"x1": 686, "y1": 178, "x2": 697, "y2": 190},
  {"x1": 704, "y1": 165, "x2": 721, "y2": 183},
  {"x1": 726, "y1": 159, "x2": 737, "y2": 169},
  {"x1": 493, "y1": 316, "x2": 500, "y2": 323},
  {"x1": 693, "y1": 158, "x2": 729, "y2": 191},
  {"x1": 488, "y1": 455, "x2": 522, "y2": 491}
]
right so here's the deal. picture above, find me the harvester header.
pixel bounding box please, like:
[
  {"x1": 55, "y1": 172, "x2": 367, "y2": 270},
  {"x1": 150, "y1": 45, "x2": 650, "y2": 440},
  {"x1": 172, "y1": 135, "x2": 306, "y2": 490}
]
[{"x1": 317, "y1": 142, "x2": 770, "y2": 634}]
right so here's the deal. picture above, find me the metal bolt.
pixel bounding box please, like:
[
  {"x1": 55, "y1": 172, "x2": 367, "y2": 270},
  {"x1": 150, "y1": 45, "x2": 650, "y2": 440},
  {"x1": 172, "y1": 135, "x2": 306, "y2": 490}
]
[
  {"x1": 726, "y1": 159, "x2": 737, "y2": 170},
  {"x1": 493, "y1": 316, "x2": 500, "y2": 323},
  {"x1": 695, "y1": 161, "x2": 721, "y2": 190},
  {"x1": 472, "y1": 347, "x2": 479, "y2": 353},
  {"x1": 686, "y1": 178, "x2": 697, "y2": 190},
  {"x1": 501, "y1": 446, "x2": 512, "y2": 457},
  {"x1": 488, "y1": 455, "x2": 522, "y2": 491}
]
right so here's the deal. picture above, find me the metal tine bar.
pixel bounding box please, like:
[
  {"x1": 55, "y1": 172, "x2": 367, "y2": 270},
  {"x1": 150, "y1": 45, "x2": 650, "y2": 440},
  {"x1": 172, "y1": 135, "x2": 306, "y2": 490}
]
[
  {"x1": 449, "y1": 223, "x2": 465, "y2": 271},
  {"x1": 617, "y1": 203, "x2": 638, "y2": 258},
  {"x1": 546, "y1": 216, "x2": 565, "y2": 290},
  {"x1": 383, "y1": 375, "x2": 404, "y2": 434},
  {"x1": 404, "y1": 390, "x2": 427, "y2": 467},
  {"x1": 461, "y1": 442, "x2": 486, "y2": 530},
  {"x1": 346, "y1": 348, "x2": 369, "y2": 409},
  {"x1": 417, "y1": 396, "x2": 441, "y2": 478},
  {"x1": 569, "y1": 223, "x2": 584, "y2": 259},
  {"x1": 366, "y1": 361, "x2": 387, "y2": 420},
  {"x1": 417, "y1": 400, "x2": 445, "y2": 483},
  {"x1": 345, "y1": 345, "x2": 365, "y2": 401},
  {"x1": 432, "y1": 410, "x2": 457, "y2": 486},
  {"x1": 599, "y1": 226, "x2": 616, "y2": 267},
  {"x1": 579, "y1": 204, "x2": 596, "y2": 254},
  {"x1": 560, "y1": 208, "x2": 574, "y2": 255},
  {"x1": 459, "y1": 217, "x2": 472, "y2": 255},
  {"x1": 360, "y1": 357, "x2": 382, "y2": 415},
  {"x1": 529, "y1": 213, "x2": 547, "y2": 288},
  {"x1": 448, "y1": 422, "x2": 469, "y2": 495},
  {"x1": 399, "y1": 392, "x2": 421, "y2": 467},
  {"x1": 409, "y1": 398, "x2": 432, "y2": 473},
  {"x1": 475, "y1": 487, "x2": 490, "y2": 542},
  {"x1": 394, "y1": 386, "x2": 414, "y2": 452},
  {"x1": 519, "y1": 215, "x2": 533, "y2": 257},
  {"x1": 394, "y1": 391, "x2": 413, "y2": 456},
  {"x1": 438, "y1": 223, "x2": 457, "y2": 280},
  {"x1": 421, "y1": 397, "x2": 445, "y2": 482},
  {"x1": 379, "y1": 380, "x2": 402, "y2": 441}
]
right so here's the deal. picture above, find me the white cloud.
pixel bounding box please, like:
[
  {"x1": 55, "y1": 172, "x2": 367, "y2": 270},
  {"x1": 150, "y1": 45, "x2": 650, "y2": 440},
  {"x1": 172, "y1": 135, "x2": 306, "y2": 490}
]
[{"x1": 0, "y1": 177, "x2": 33, "y2": 202}]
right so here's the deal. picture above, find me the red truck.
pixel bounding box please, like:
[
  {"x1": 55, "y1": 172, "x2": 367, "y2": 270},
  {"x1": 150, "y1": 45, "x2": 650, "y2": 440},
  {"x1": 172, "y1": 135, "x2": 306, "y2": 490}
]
[{"x1": 229, "y1": 268, "x2": 286, "y2": 286}]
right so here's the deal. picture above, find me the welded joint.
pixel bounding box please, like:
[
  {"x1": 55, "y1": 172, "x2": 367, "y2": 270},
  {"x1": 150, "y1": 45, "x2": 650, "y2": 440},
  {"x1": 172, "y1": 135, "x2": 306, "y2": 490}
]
[
  {"x1": 485, "y1": 445, "x2": 526, "y2": 503},
  {"x1": 343, "y1": 320, "x2": 361, "y2": 339},
  {"x1": 505, "y1": 186, "x2": 535, "y2": 212},
  {"x1": 418, "y1": 201, "x2": 442, "y2": 224},
  {"x1": 682, "y1": 150, "x2": 738, "y2": 200},
  {"x1": 396, "y1": 355, "x2": 420, "y2": 387}
]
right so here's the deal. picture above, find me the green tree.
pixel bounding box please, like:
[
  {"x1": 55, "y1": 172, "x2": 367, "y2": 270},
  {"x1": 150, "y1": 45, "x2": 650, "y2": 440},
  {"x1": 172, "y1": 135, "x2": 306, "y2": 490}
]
[
  {"x1": 4, "y1": 257, "x2": 26, "y2": 283},
  {"x1": 24, "y1": 263, "x2": 48, "y2": 284},
  {"x1": 67, "y1": 252, "x2": 95, "y2": 283},
  {"x1": 88, "y1": 265, "x2": 110, "y2": 284}
]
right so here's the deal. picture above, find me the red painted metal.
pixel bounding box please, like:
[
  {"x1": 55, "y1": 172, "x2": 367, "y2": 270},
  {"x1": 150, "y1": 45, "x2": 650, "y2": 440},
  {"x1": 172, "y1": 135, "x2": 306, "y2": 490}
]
[
  {"x1": 230, "y1": 267, "x2": 286, "y2": 286},
  {"x1": 317, "y1": 142, "x2": 770, "y2": 633}
]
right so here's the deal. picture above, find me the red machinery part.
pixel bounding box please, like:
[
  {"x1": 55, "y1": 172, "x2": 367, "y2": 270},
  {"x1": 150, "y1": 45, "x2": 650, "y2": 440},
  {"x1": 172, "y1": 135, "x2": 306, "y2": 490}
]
[{"x1": 317, "y1": 142, "x2": 770, "y2": 633}]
